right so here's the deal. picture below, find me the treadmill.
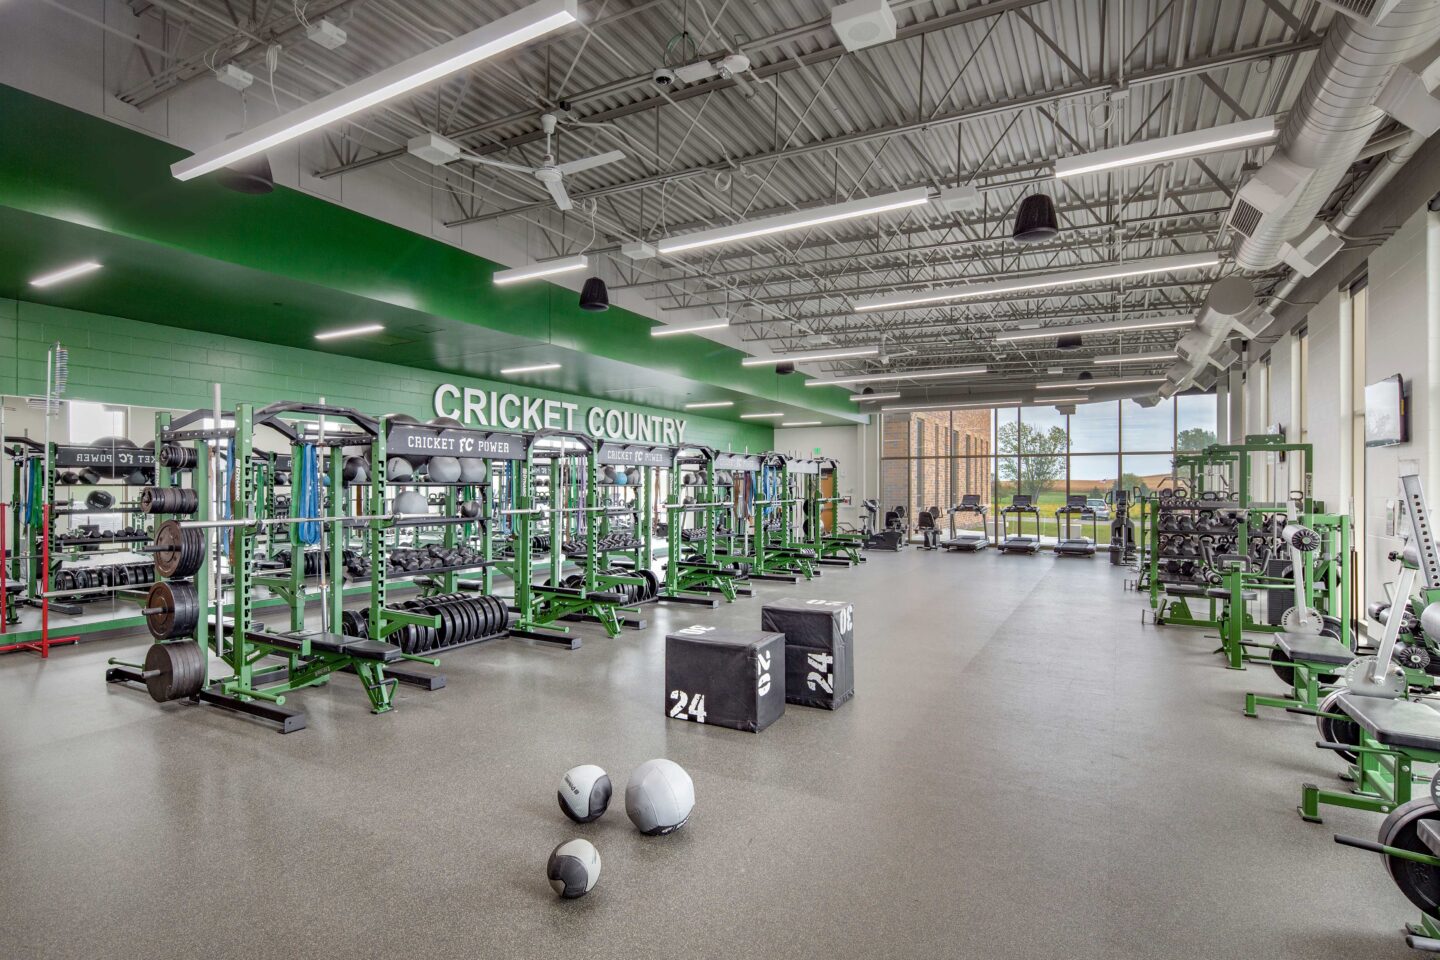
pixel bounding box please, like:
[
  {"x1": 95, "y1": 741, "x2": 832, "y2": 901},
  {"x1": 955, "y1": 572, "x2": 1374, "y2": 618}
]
[
  {"x1": 998, "y1": 494, "x2": 1042, "y2": 555},
  {"x1": 1053, "y1": 494, "x2": 1098, "y2": 557},
  {"x1": 942, "y1": 495, "x2": 990, "y2": 551}
]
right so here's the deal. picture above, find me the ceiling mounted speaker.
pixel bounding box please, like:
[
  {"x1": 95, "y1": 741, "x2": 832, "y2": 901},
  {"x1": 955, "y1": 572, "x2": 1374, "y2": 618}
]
[
  {"x1": 1056, "y1": 334, "x2": 1082, "y2": 350},
  {"x1": 776, "y1": 362, "x2": 796, "y2": 375},
  {"x1": 216, "y1": 152, "x2": 274, "y2": 195},
  {"x1": 1012, "y1": 193, "x2": 1059, "y2": 243},
  {"x1": 579, "y1": 276, "x2": 609, "y2": 311}
]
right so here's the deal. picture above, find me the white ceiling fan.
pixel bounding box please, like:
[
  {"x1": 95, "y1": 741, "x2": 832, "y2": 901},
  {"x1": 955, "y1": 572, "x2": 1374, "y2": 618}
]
[{"x1": 407, "y1": 113, "x2": 624, "y2": 211}]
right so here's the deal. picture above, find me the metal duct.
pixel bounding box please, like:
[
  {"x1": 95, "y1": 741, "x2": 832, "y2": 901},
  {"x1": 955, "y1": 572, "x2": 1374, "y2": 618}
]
[{"x1": 1232, "y1": 0, "x2": 1440, "y2": 271}]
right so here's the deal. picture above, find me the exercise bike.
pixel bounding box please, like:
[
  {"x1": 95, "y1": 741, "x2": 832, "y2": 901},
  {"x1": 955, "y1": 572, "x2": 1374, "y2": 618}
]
[
  {"x1": 863, "y1": 501, "x2": 906, "y2": 551},
  {"x1": 916, "y1": 507, "x2": 940, "y2": 550}
]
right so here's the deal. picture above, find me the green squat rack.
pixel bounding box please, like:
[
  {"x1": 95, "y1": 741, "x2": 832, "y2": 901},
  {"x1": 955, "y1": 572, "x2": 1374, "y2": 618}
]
[
  {"x1": 106, "y1": 401, "x2": 448, "y2": 732},
  {"x1": 586, "y1": 440, "x2": 668, "y2": 615},
  {"x1": 803, "y1": 457, "x2": 865, "y2": 566},
  {"x1": 1299, "y1": 474, "x2": 1440, "y2": 827},
  {"x1": 494, "y1": 430, "x2": 644, "y2": 646},
  {"x1": 660, "y1": 445, "x2": 748, "y2": 606},
  {"x1": 747, "y1": 453, "x2": 818, "y2": 583}
]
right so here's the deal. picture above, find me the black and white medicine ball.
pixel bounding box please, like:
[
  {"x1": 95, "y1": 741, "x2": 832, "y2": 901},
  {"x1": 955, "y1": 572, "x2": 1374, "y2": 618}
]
[
  {"x1": 625, "y1": 758, "x2": 694, "y2": 836},
  {"x1": 547, "y1": 838, "x2": 601, "y2": 899},
  {"x1": 558, "y1": 764, "x2": 612, "y2": 823}
]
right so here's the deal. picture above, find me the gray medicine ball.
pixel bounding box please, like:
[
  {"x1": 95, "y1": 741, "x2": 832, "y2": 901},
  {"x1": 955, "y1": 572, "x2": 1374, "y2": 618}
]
[
  {"x1": 625, "y1": 758, "x2": 694, "y2": 836},
  {"x1": 393, "y1": 490, "x2": 428, "y2": 516},
  {"x1": 428, "y1": 456, "x2": 462, "y2": 483},
  {"x1": 558, "y1": 764, "x2": 612, "y2": 824},
  {"x1": 386, "y1": 457, "x2": 413, "y2": 482},
  {"x1": 547, "y1": 838, "x2": 601, "y2": 899}
]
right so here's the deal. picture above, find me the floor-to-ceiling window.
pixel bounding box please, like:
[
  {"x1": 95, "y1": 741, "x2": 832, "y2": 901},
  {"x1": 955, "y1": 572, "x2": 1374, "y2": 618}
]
[{"x1": 881, "y1": 396, "x2": 1219, "y2": 544}]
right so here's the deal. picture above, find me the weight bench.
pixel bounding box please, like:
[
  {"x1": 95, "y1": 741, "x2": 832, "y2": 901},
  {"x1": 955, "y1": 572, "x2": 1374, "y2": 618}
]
[
  {"x1": 3, "y1": 578, "x2": 22, "y2": 624},
  {"x1": 540, "y1": 586, "x2": 627, "y2": 605},
  {"x1": 1245, "y1": 631, "x2": 1353, "y2": 717},
  {"x1": 1301, "y1": 693, "x2": 1440, "y2": 822},
  {"x1": 248, "y1": 629, "x2": 402, "y2": 663}
]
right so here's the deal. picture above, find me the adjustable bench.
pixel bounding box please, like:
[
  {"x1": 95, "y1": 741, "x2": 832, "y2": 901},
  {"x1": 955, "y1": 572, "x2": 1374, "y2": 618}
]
[
  {"x1": 1245, "y1": 631, "x2": 1353, "y2": 717},
  {"x1": 540, "y1": 585, "x2": 627, "y2": 605},
  {"x1": 1301, "y1": 693, "x2": 1440, "y2": 822}
]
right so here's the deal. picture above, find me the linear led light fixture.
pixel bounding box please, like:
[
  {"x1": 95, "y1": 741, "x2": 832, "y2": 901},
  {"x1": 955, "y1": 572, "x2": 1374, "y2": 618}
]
[
  {"x1": 1053, "y1": 117, "x2": 1279, "y2": 179},
  {"x1": 1045, "y1": 396, "x2": 1090, "y2": 403},
  {"x1": 852, "y1": 252, "x2": 1220, "y2": 313},
  {"x1": 781, "y1": 421, "x2": 822, "y2": 427},
  {"x1": 849, "y1": 391, "x2": 902, "y2": 401},
  {"x1": 994, "y1": 315, "x2": 1194, "y2": 342},
  {"x1": 805, "y1": 365, "x2": 986, "y2": 387},
  {"x1": 314, "y1": 322, "x2": 384, "y2": 341},
  {"x1": 683, "y1": 401, "x2": 734, "y2": 410},
  {"x1": 741, "y1": 346, "x2": 880, "y2": 367},
  {"x1": 653, "y1": 188, "x2": 931, "y2": 256},
  {"x1": 493, "y1": 253, "x2": 589, "y2": 286},
  {"x1": 171, "y1": 0, "x2": 577, "y2": 181},
  {"x1": 882, "y1": 399, "x2": 1022, "y2": 412},
  {"x1": 1093, "y1": 351, "x2": 1179, "y2": 364},
  {"x1": 29, "y1": 261, "x2": 102, "y2": 287},
  {"x1": 500, "y1": 362, "x2": 561, "y2": 375},
  {"x1": 739, "y1": 412, "x2": 785, "y2": 419},
  {"x1": 1035, "y1": 376, "x2": 1168, "y2": 390},
  {"x1": 652, "y1": 318, "x2": 731, "y2": 337}
]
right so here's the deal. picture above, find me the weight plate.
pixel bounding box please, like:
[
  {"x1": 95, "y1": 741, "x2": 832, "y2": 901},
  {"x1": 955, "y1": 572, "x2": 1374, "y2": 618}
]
[
  {"x1": 1379, "y1": 798, "x2": 1440, "y2": 915},
  {"x1": 1315, "y1": 689, "x2": 1362, "y2": 763},
  {"x1": 1269, "y1": 647, "x2": 1296, "y2": 688},
  {"x1": 143, "y1": 640, "x2": 205, "y2": 703},
  {"x1": 1280, "y1": 606, "x2": 1325, "y2": 634}
]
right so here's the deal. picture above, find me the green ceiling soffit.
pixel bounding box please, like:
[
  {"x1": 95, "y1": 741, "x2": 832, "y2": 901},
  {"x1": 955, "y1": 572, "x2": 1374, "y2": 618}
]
[{"x1": 0, "y1": 84, "x2": 863, "y2": 424}]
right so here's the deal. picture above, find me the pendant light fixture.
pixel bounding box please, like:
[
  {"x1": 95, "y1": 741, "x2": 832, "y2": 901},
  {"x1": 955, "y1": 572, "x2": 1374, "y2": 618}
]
[
  {"x1": 1012, "y1": 193, "x2": 1059, "y2": 243},
  {"x1": 579, "y1": 275, "x2": 609, "y2": 311}
]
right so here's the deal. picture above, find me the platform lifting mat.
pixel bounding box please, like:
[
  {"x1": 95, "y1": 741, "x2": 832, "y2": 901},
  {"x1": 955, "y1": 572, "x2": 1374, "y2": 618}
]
[
  {"x1": 760, "y1": 597, "x2": 856, "y2": 710},
  {"x1": 664, "y1": 626, "x2": 786, "y2": 733}
]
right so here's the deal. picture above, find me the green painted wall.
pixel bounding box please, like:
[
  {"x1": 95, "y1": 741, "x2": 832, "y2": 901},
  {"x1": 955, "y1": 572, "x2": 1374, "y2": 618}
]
[{"x1": 0, "y1": 298, "x2": 774, "y2": 451}]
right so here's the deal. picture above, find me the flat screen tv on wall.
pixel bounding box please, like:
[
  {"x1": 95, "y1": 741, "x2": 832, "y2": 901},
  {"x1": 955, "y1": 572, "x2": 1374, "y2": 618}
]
[{"x1": 1364, "y1": 374, "x2": 1408, "y2": 447}]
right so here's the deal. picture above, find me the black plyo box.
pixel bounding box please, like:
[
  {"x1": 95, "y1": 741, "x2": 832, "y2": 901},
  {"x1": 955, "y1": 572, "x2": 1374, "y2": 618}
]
[
  {"x1": 664, "y1": 626, "x2": 786, "y2": 733},
  {"x1": 760, "y1": 597, "x2": 855, "y2": 710}
]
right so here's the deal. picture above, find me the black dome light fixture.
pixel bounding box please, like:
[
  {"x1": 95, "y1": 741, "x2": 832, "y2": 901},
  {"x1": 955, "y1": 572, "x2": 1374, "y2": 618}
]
[
  {"x1": 1055, "y1": 333, "x2": 1083, "y2": 350},
  {"x1": 1012, "y1": 193, "x2": 1059, "y2": 243},
  {"x1": 1076, "y1": 369, "x2": 1095, "y2": 390},
  {"x1": 776, "y1": 361, "x2": 796, "y2": 375},
  {"x1": 579, "y1": 275, "x2": 609, "y2": 311},
  {"x1": 216, "y1": 153, "x2": 274, "y2": 195}
]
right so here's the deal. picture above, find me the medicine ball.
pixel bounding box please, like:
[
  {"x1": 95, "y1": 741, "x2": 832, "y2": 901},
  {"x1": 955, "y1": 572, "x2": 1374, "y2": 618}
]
[
  {"x1": 59, "y1": 471, "x2": 80, "y2": 485},
  {"x1": 458, "y1": 500, "x2": 482, "y2": 520},
  {"x1": 394, "y1": 490, "x2": 428, "y2": 516},
  {"x1": 459, "y1": 458, "x2": 488, "y2": 484},
  {"x1": 558, "y1": 764, "x2": 612, "y2": 824},
  {"x1": 614, "y1": 468, "x2": 629, "y2": 486},
  {"x1": 429, "y1": 456, "x2": 462, "y2": 483},
  {"x1": 386, "y1": 457, "x2": 413, "y2": 482},
  {"x1": 343, "y1": 456, "x2": 369, "y2": 485},
  {"x1": 80, "y1": 468, "x2": 103, "y2": 485},
  {"x1": 625, "y1": 758, "x2": 694, "y2": 836},
  {"x1": 86, "y1": 490, "x2": 115, "y2": 510},
  {"x1": 546, "y1": 838, "x2": 601, "y2": 899}
]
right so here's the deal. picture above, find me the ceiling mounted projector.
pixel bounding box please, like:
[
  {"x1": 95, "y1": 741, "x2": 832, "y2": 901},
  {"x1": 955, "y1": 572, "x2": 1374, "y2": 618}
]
[{"x1": 831, "y1": 0, "x2": 897, "y2": 53}]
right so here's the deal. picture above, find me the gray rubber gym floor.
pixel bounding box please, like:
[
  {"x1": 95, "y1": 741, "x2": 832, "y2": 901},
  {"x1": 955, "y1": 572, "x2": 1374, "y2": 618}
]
[{"x1": 0, "y1": 550, "x2": 1418, "y2": 959}]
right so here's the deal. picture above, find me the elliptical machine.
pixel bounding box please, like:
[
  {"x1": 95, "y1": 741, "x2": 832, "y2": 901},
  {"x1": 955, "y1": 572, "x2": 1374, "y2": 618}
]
[{"x1": 1108, "y1": 489, "x2": 1136, "y2": 566}]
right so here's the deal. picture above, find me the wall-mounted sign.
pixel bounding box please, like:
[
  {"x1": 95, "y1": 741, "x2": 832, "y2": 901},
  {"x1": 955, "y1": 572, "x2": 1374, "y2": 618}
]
[
  {"x1": 388, "y1": 422, "x2": 527, "y2": 461},
  {"x1": 597, "y1": 443, "x2": 674, "y2": 468},
  {"x1": 433, "y1": 384, "x2": 687, "y2": 445},
  {"x1": 55, "y1": 444, "x2": 155, "y2": 470},
  {"x1": 716, "y1": 453, "x2": 761, "y2": 472}
]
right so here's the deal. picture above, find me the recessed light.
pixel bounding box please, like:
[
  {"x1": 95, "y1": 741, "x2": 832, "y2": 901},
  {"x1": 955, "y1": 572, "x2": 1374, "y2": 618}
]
[
  {"x1": 683, "y1": 401, "x2": 734, "y2": 410},
  {"x1": 741, "y1": 346, "x2": 880, "y2": 367},
  {"x1": 806, "y1": 366, "x2": 986, "y2": 386},
  {"x1": 849, "y1": 391, "x2": 901, "y2": 401},
  {"x1": 314, "y1": 323, "x2": 385, "y2": 341},
  {"x1": 781, "y1": 421, "x2": 822, "y2": 427},
  {"x1": 739, "y1": 412, "x2": 785, "y2": 419},
  {"x1": 30, "y1": 261, "x2": 102, "y2": 288},
  {"x1": 1035, "y1": 376, "x2": 1167, "y2": 389},
  {"x1": 500, "y1": 362, "x2": 561, "y2": 374}
]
